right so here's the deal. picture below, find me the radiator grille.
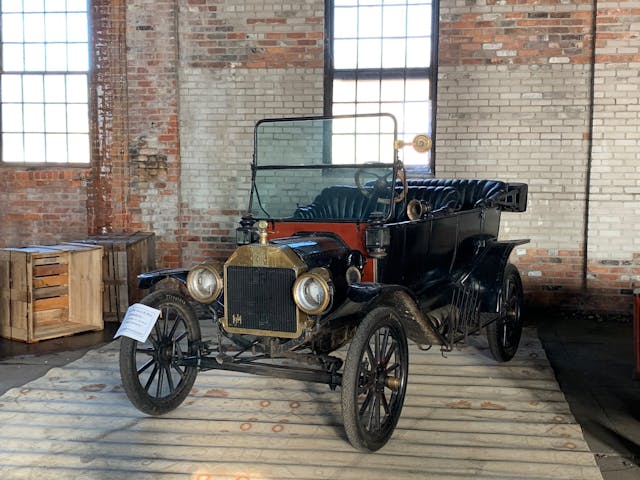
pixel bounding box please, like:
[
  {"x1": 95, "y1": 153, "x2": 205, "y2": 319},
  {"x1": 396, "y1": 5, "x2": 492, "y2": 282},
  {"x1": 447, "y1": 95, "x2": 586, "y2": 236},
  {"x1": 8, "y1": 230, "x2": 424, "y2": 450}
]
[{"x1": 226, "y1": 266, "x2": 298, "y2": 334}]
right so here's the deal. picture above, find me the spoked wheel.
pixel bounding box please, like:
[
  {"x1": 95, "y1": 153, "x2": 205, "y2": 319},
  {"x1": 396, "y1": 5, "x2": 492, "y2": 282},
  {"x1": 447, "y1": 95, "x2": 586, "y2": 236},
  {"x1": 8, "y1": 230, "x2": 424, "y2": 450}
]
[
  {"x1": 119, "y1": 290, "x2": 201, "y2": 415},
  {"x1": 486, "y1": 263, "x2": 524, "y2": 362},
  {"x1": 341, "y1": 307, "x2": 409, "y2": 451}
]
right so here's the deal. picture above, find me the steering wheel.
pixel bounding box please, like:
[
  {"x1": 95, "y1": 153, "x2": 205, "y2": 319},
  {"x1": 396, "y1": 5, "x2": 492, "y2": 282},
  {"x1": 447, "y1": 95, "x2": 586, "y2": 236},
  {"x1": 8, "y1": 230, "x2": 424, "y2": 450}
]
[{"x1": 354, "y1": 163, "x2": 407, "y2": 204}]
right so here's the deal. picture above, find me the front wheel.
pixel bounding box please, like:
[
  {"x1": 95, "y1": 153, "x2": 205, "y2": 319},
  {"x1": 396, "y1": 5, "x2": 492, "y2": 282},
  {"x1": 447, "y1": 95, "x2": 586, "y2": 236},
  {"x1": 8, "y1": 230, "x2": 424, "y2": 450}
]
[
  {"x1": 341, "y1": 307, "x2": 409, "y2": 451},
  {"x1": 119, "y1": 290, "x2": 201, "y2": 415},
  {"x1": 486, "y1": 264, "x2": 523, "y2": 362}
]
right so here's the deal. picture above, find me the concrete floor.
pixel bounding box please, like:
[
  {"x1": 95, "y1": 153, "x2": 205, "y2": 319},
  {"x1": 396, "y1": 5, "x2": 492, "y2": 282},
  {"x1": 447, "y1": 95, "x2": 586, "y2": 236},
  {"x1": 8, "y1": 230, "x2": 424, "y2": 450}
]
[{"x1": 0, "y1": 309, "x2": 638, "y2": 479}]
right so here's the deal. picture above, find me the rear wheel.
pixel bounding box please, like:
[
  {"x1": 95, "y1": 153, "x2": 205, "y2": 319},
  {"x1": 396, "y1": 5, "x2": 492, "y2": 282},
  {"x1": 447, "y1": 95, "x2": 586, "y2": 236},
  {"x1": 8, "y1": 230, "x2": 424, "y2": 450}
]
[
  {"x1": 341, "y1": 307, "x2": 408, "y2": 451},
  {"x1": 119, "y1": 290, "x2": 201, "y2": 415},
  {"x1": 486, "y1": 264, "x2": 523, "y2": 362}
]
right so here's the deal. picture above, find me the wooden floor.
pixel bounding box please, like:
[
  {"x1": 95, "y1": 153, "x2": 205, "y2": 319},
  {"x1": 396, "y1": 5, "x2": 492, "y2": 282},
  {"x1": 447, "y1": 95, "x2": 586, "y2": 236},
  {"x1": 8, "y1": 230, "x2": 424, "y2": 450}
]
[{"x1": 0, "y1": 328, "x2": 603, "y2": 480}]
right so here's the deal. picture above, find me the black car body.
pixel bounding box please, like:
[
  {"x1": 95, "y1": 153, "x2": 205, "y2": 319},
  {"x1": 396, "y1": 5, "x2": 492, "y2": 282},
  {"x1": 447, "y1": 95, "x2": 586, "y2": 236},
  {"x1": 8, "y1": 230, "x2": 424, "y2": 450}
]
[{"x1": 119, "y1": 114, "x2": 529, "y2": 451}]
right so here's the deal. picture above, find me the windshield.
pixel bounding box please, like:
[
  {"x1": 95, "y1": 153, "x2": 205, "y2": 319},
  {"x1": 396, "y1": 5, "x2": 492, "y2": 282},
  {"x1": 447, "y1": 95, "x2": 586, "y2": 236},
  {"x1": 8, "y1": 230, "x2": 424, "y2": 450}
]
[{"x1": 249, "y1": 114, "x2": 398, "y2": 222}]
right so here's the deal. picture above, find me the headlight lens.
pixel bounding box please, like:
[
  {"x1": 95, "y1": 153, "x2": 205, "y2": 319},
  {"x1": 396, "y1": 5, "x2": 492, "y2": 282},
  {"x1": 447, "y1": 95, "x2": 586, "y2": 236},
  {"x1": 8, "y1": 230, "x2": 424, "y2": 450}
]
[
  {"x1": 186, "y1": 262, "x2": 223, "y2": 303},
  {"x1": 292, "y1": 268, "x2": 332, "y2": 315}
]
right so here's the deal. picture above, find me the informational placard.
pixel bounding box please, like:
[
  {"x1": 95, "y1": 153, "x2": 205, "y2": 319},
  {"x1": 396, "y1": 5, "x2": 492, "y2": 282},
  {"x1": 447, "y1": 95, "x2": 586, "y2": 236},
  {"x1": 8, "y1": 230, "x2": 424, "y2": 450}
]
[{"x1": 114, "y1": 303, "x2": 161, "y2": 343}]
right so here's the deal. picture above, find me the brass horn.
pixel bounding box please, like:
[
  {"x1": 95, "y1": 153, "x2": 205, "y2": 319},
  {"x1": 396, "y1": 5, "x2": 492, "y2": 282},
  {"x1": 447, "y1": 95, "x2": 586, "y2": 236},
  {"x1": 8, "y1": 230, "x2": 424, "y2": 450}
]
[{"x1": 406, "y1": 199, "x2": 432, "y2": 221}]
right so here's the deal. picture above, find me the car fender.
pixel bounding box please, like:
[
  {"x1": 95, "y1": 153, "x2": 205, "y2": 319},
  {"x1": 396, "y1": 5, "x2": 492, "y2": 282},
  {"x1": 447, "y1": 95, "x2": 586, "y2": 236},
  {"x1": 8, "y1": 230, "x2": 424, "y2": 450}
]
[
  {"x1": 137, "y1": 268, "x2": 190, "y2": 290},
  {"x1": 458, "y1": 239, "x2": 528, "y2": 313},
  {"x1": 345, "y1": 283, "x2": 443, "y2": 346}
]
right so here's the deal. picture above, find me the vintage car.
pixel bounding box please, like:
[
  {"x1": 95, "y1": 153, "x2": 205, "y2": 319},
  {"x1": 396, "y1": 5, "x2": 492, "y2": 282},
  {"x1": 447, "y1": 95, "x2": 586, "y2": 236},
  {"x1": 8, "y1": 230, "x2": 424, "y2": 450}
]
[{"x1": 118, "y1": 114, "x2": 529, "y2": 451}]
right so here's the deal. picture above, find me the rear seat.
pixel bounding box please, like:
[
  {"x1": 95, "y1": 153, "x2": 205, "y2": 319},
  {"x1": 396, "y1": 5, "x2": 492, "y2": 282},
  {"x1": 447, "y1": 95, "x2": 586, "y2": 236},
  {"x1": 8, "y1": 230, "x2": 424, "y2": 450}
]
[{"x1": 407, "y1": 179, "x2": 507, "y2": 210}]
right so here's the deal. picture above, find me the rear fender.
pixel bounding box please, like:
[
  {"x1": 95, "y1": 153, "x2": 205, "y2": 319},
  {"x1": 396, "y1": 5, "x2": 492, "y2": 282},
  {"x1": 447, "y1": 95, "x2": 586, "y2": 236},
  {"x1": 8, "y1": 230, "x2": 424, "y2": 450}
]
[
  {"x1": 459, "y1": 239, "x2": 528, "y2": 312},
  {"x1": 137, "y1": 268, "x2": 190, "y2": 290}
]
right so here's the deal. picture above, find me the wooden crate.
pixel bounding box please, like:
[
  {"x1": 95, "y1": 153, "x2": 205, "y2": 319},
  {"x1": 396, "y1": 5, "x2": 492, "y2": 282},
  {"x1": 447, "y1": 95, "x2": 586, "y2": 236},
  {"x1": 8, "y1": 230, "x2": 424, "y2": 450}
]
[
  {"x1": 0, "y1": 244, "x2": 104, "y2": 343},
  {"x1": 71, "y1": 233, "x2": 155, "y2": 321}
]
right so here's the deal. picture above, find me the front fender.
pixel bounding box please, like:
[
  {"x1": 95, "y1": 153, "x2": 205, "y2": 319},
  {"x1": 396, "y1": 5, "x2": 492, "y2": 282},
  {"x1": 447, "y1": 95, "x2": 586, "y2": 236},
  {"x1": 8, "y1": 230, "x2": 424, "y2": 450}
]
[
  {"x1": 459, "y1": 239, "x2": 528, "y2": 312},
  {"x1": 137, "y1": 268, "x2": 190, "y2": 290}
]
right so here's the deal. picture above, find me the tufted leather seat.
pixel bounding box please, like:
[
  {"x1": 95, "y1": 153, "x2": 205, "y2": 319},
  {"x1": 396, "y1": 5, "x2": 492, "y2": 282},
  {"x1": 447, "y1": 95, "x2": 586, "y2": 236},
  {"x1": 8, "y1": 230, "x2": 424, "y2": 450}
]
[
  {"x1": 394, "y1": 186, "x2": 460, "y2": 221},
  {"x1": 406, "y1": 179, "x2": 507, "y2": 210},
  {"x1": 293, "y1": 186, "x2": 379, "y2": 221}
]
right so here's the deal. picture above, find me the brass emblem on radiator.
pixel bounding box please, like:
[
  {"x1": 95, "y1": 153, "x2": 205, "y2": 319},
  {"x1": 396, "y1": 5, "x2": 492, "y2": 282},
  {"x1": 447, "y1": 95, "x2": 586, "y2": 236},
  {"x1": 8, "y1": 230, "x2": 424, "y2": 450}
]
[{"x1": 232, "y1": 314, "x2": 242, "y2": 326}]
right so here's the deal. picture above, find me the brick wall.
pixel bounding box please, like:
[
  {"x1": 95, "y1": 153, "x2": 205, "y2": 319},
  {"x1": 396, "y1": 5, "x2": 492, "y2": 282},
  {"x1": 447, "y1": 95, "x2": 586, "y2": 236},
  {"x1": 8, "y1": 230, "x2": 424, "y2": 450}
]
[
  {"x1": 438, "y1": 0, "x2": 640, "y2": 313},
  {"x1": 175, "y1": 0, "x2": 324, "y2": 266}
]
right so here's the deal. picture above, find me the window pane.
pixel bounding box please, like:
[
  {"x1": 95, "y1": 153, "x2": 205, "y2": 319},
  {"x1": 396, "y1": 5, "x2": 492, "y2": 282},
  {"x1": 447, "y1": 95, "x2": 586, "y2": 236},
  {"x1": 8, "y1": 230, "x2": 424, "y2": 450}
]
[
  {"x1": 24, "y1": 43, "x2": 46, "y2": 71},
  {"x1": 46, "y1": 133, "x2": 68, "y2": 162},
  {"x1": 357, "y1": 39, "x2": 382, "y2": 68},
  {"x1": 45, "y1": 0, "x2": 67, "y2": 12},
  {"x1": 24, "y1": 1, "x2": 44, "y2": 13},
  {"x1": 67, "y1": 13, "x2": 88, "y2": 42},
  {"x1": 380, "y1": 79, "x2": 406, "y2": 102},
  {"x1": 66, "y1": 75, "x2": 88, "y2": 102},
  {"x1": 333, "y1": 79, "x2": 356, "y2": 103},
  {"x1": 2, "y1": 1, "x2": 24, "y2": 13},
  {"x1": 2, "y1": 75, "x2": 23, "y2": 102},
  {"x1": 2, "y1": 133, "x2": 25, "y2": 162},
  {"x1": 22, "y1": 75, "x2": 44, "y2": 102},
  {"x1": 67, "y1": 103, "x2": 88, "y2": 132},
  {"x1": 406, "y1": 37, "x2": 430, "y2": 68},
  {"x1": 333, "y1": 39, "x2": 357, "y2": 69},
  {"x1": 404, "y1": 78, "x2": 430, "y2": 101},
  {"x1": 67, "y1": 44, "x2": 89, "y2": 71},
  {"x1": 67, "y1": 0, "x2": 88, "y2": 12},
  {"x1": 46, "y1": 13, "x2": 67, "y2": 42},
  {"x1": 3, "y1": 13, "x2": 24, "y2": 42},
  {"x1": 382, "y1": 38, "x2": 406, "y2": 68},
  {"x1": 46, "y1": 43, "x2": 68, "y2": 70},
  {"x1": 44, "y1": 74, "x2": 66, "y2": 102},
  {"x1": 3, "y1": 104, "x2": 23, "y2": 132},
  {"x1": 407, "y1": 5, "x2": 431, "y2": 37},
  {"x1": 356, "y1": 79, "x2": 380, "y2": 103},
  {"x1": 24, "y1": 14, "x2": 45, "y2": 42},
  {"x1": 358, "y1": 6, "x2": 382, "y2": 38},
  {"x1": 3, "y1": 44, "x2": 25, "y2": 71},
  {"x1": 68, "y1": 133, "x2": 90, "y2": 163},
  {"x1": 45, "y1": 103, "x2": 66, "y2": 132},
  {"x1": 24, "y1": 133, "x2": 46, "y2": 162},
  {"x1": 24, "y1": 103, "x2": 45, "y2": 132},
  {"x1": 382, "y1": 5, "x2": 406, "y2": 38},
  {"x1": 334, "y1": 7, "x2": 357, "y2": 39}
]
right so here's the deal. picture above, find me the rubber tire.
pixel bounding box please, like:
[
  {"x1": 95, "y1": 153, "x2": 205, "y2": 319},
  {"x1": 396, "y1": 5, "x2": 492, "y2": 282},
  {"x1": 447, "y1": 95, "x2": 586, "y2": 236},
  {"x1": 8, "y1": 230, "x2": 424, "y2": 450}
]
[
  {"x1": 119, "y1": 290, "x2": 201, "y2": 415},
  {"x1": 486, "y1": 264, "x2": 524, "y2": 362},
  {"x1": 341, "y1": 306, "x2": 409, "y2": 452}
]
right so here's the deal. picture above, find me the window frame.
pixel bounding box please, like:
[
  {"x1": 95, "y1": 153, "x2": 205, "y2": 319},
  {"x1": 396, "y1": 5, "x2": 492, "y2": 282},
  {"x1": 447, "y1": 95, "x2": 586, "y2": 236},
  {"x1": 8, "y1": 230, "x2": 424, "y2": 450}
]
[
  {"x1": 0, "y1": 0, "x2": 93, "y2": 167},
  {"x1": 324, "y1": 0, "x2": 439, "y2": 174}
]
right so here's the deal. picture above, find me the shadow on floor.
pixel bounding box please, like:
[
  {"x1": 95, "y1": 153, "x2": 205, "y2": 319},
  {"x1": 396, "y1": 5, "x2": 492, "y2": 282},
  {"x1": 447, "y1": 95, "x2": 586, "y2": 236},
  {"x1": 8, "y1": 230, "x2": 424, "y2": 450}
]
[{"x1": 535, "y1": 308, "x2": 640, "y2": 480}]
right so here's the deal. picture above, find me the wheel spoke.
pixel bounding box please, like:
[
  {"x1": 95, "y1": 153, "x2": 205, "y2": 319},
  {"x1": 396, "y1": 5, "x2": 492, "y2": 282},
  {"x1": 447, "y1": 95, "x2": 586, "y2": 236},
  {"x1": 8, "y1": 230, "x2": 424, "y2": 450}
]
[
  {"x1": 155, "y1": 363, "x2": 165, "y2": 397},
  {"x1": 380, "y1": 328, "x2": 390, "y2": 363},
  {"x1": 385, "y1": 362, "x2": 400, "y2": 374},
  {"x1": 359, "y1": 389, "x2": 374, "y2": 417},
  {"x1": 143, "y1": 364, "x2": 159, "y2": 393},
  {"x1": 168, "y1": 316, "x2": 180, "y2": 339},
  {"x1": 137, "y1": 358, "x2": 155, "y2": 375},
  {"x1": 164, "y1": 364, "x2": 175, "y2": 392},
  {"x1": 379, "y1": 389, "x2": 390, "y2": 416},
  {"x1": 135, "y1": 347, "x2": 155, "y2": 356},
  {"x1": 383, "y1": 340, "x2": 397, "y2": 365}
]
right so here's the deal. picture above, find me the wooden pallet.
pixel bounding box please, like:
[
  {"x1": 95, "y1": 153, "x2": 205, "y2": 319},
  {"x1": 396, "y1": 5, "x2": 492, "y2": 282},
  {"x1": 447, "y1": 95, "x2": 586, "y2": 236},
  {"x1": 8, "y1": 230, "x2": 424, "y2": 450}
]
[
  {"x1": 0, "y1": 244, "x2": 103, "y2": 343},
  {"x1": 71, "y1": 232, "x2": 155, "y2": 321}
]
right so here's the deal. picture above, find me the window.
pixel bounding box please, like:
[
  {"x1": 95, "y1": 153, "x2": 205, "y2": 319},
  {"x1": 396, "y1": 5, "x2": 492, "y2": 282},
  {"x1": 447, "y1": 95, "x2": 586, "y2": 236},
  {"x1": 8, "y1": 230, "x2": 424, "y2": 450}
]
[
  {"x1": 326, "y1": 0, "x2": 437, "y2": 171},
  {"x1": 1, "y1": 0, "x2": 90, "y2": 164}
]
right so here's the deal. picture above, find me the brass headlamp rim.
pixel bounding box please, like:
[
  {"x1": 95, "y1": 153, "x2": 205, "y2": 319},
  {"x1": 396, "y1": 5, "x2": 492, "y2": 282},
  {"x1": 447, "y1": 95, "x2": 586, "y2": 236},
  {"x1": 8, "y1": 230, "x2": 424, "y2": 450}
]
[
  {"x1": 292, "y1": 267, "x2": 333, "y2": 315},
  {"x1": 186, "y1": 261, "x2": 223, "y2": 303}
]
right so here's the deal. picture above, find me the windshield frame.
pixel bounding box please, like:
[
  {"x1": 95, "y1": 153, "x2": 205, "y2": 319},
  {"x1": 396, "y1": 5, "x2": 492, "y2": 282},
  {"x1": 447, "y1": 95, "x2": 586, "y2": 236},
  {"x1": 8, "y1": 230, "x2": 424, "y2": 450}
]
[{"x1": 249, "y1": 113, "x2": 402, "y2": 223}]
